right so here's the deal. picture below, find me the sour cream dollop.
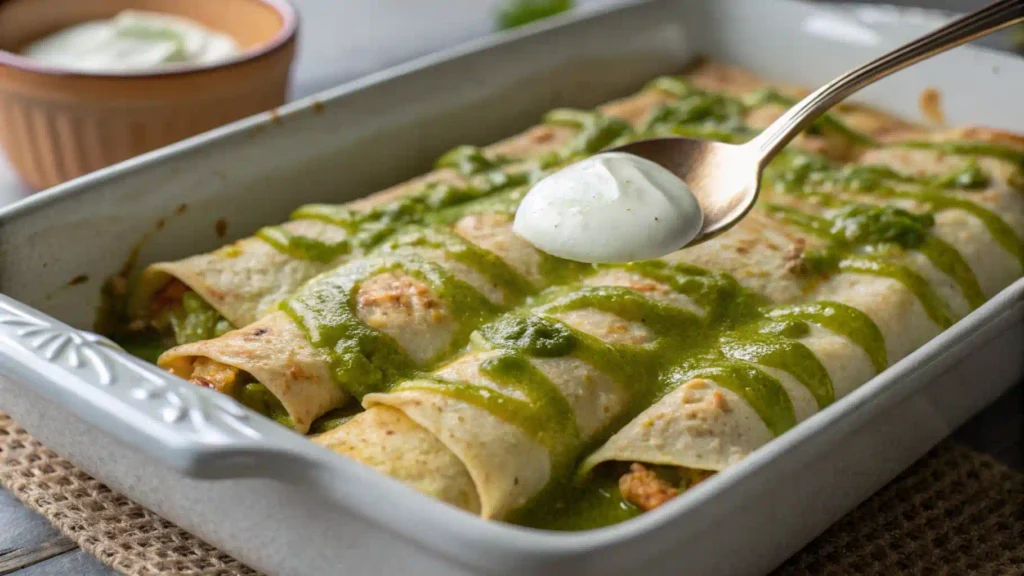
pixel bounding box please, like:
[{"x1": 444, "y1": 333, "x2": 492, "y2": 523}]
[
  {"x1": 513, "y1": 152, "x2": 704, "y2": 263},
  {"x1": 21, "y1": 10, "x2": 240, "y2": 73}
]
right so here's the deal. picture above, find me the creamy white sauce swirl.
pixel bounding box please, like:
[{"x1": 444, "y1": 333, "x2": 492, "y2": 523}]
[
  {"x1": 21, "y1": 10, "x2": 240, "y2": 72},
  {"x1": 514, "y1": 152, "x2": 704, "y2": 263}
]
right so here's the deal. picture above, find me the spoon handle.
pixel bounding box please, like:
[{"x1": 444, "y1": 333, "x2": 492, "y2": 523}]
[{"x1": 751, "y1": 0, "x2": 1024, "y2": 162}]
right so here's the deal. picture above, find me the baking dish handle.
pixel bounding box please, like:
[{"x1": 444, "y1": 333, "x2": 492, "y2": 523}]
[{"x1": 0, "y1": 294, "x2": 311, "y2": 479}]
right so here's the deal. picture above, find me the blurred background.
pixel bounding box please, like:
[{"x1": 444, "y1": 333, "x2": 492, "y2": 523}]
[
  {"x1": 0, "y1": 0, "x2": 1016, "y2": 204},
  {"x1": 287, "y1": 0, "x2": 1012, "y2": 99}
]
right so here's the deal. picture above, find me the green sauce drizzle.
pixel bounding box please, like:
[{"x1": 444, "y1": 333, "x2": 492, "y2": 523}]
[
  {"x1": 763, "y1": 150, "x2": 992, "y2": 194},
  {"x1": 479, "y1": 314, "x2": 579, "y2": 358},
  {"x1": 425, "y1": 187, "x2": 527, "y2": 226},
  {"x1": 290, "y1": 204, "x2": 360, "y2": 230},
  {"x1": 767, "y1": 302, "x2": 887, "y2": 372},
  {"x1": 282, "y1": 255, "x2": 497, "y2": 398},
  {"x1": 918, "y1": 236, "x2": 986, "y2": 309},
  {"x1": 899, "y1": 191, "x2": 1024, "y2": 269},
  {"x1": 538, "y1": 285, "x2": 708, "y2": 407},
  {"x1": 235, "y1": 382, "x2": 293, "y2": 428},
  {"x1": 720, "y1": 327, "x2": 835, "y2": 409},
  {"x1": 508, "y1": 465, "x2": 640, "y2": 530},
  {"x1": 741, "y1": 88, "x2": 877, "y2": 146},
  {"x1": 400, "y1": 351, "x2": 579, "y2": 462},
  {"x1": 256, "y1": 225, "x2": 351, "y2": 263},
  {"x1": 672, "y1": 359, "x2": 798, "y2": 436},
  {"x1": 826, "y1": 204, "x2": 935, "y2": 247},
  {"x1": 161, "y1": 291, "x2": 233, "y2": 346},
  {"x1": 267, "y1": 174, "x2": 532, "y2": 262},
  {"x1": 543, "y1": 285, "x2": 704, "y2": 343},
  {"x1": 766, "y1": 203, "x2": 970, "y2": 323},
  {"x1": 894, "y1": 140, "x2": 1024, "y2": 168},
  {"x1": 645, "y1": 79, "x2": 874, "y2": 146},
  {"x1": 762, "y1": 149, "x2": 1024, "y2": 273},
  {"x1": 643, "y1": 78, "x2": 747, "y2": 134},
  {"x1": 613, "y1": 260, "x2": 763, "y2": 324},
  {"x1": 386, "y1": 227, "x2": 536, "y2": 302},
  {"x1": 462, "y1": 258, "x2": 837, "y2": 524},
  {"x1": 933, "y1": 161, "x2": 990, "y2": 189},
  {"x1": 839, "y1": 257, "x2": 955, "y2": 329},
  {"x1": 436, "y1": 145, "x2": 509, "y2": 176},
  {"x1": 543, "y1": 108, "x2": 633, "y2": 156}
]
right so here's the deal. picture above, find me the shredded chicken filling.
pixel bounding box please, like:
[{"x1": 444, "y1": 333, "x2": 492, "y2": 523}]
[{"x1": 618, "y1": 463, "x2": 714, "y2": 511}]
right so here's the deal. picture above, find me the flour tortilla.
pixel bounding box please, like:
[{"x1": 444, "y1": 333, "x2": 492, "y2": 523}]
[
  {"x1": 326, "y1": 266, "x2": 713, "y2": 518},
  {"x1": 581, "y1": 130, "x2": 1024, "y2": 478},
  {"x1": 160, "y1": 62, "x2": 1024, "y2": 521},
  {"x1": 128, "y1": 60, "x2": 904, "y2": 329},
  {"x1": 157, "y1": 217, "x2": 551, "y2": 433},
  {"x1": 325, "y1": 125, "x2": 1024, "y2": 518}
]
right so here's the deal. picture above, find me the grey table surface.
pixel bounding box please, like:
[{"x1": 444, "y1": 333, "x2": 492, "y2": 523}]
[{"x1": 2, "y1": 0, "x2": 1021, "y2": 574}]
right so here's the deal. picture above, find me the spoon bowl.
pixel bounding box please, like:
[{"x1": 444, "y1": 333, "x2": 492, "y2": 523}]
[
  {"x1": 611, "y1": 137, "x2": 762, "y2": 246},
  {"x1": 613, "y1": 0, "x2": 1024, "y2": 252}
]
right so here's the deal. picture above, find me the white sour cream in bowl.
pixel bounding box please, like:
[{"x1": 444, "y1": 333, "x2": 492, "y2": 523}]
[
  {"x1": 513, "y1": 152, "x2": 704, "y2": 263},
  {"x1": 21, "y1": 10, "x2": 240, "y2": 73}
]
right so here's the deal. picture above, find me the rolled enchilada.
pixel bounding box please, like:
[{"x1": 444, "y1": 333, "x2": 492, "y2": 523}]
[
  {"x1": 113, "y1": 61, "x2": 1024, "y2": 528},
  {"x1": 148, "y1": 63, "x2": 876, "y2": 429},
  {"x1": 159, "y1": 205, "x2": 585, "y2": 431},
  {"x1": 112, "y1": 61, "x2": 884, "y2": 356},
  {"x1": 316, "y1": 129, "x2": 1024, "y2": 525},
  {"x1": 109, "y1": 106, "x2": 607, "y2": 356}
]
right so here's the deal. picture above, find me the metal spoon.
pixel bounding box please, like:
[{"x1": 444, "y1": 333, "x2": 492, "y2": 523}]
[{"x1": 612, "y1": 0, "x2": 1024, "y2": 249}]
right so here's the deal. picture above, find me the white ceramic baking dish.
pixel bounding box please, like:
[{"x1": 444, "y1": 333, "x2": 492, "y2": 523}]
[{"x1": 2, "y1": 1, "x2": 1023, "y2": 574}]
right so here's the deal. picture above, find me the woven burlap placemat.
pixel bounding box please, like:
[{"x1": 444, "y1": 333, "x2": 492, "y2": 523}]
[{"x1": 2, "y1": 411, "x2": 1022, "y2": 576}]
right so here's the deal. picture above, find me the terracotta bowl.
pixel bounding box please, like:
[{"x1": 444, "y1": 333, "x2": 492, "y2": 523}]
[{"x1": 0, "y1": 0, "x2": 298, "y2": 190}]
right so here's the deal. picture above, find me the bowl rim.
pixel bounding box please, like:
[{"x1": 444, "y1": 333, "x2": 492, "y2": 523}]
[{"x1": 0, "y1": 0, "x2": 299, "y2": 79}]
